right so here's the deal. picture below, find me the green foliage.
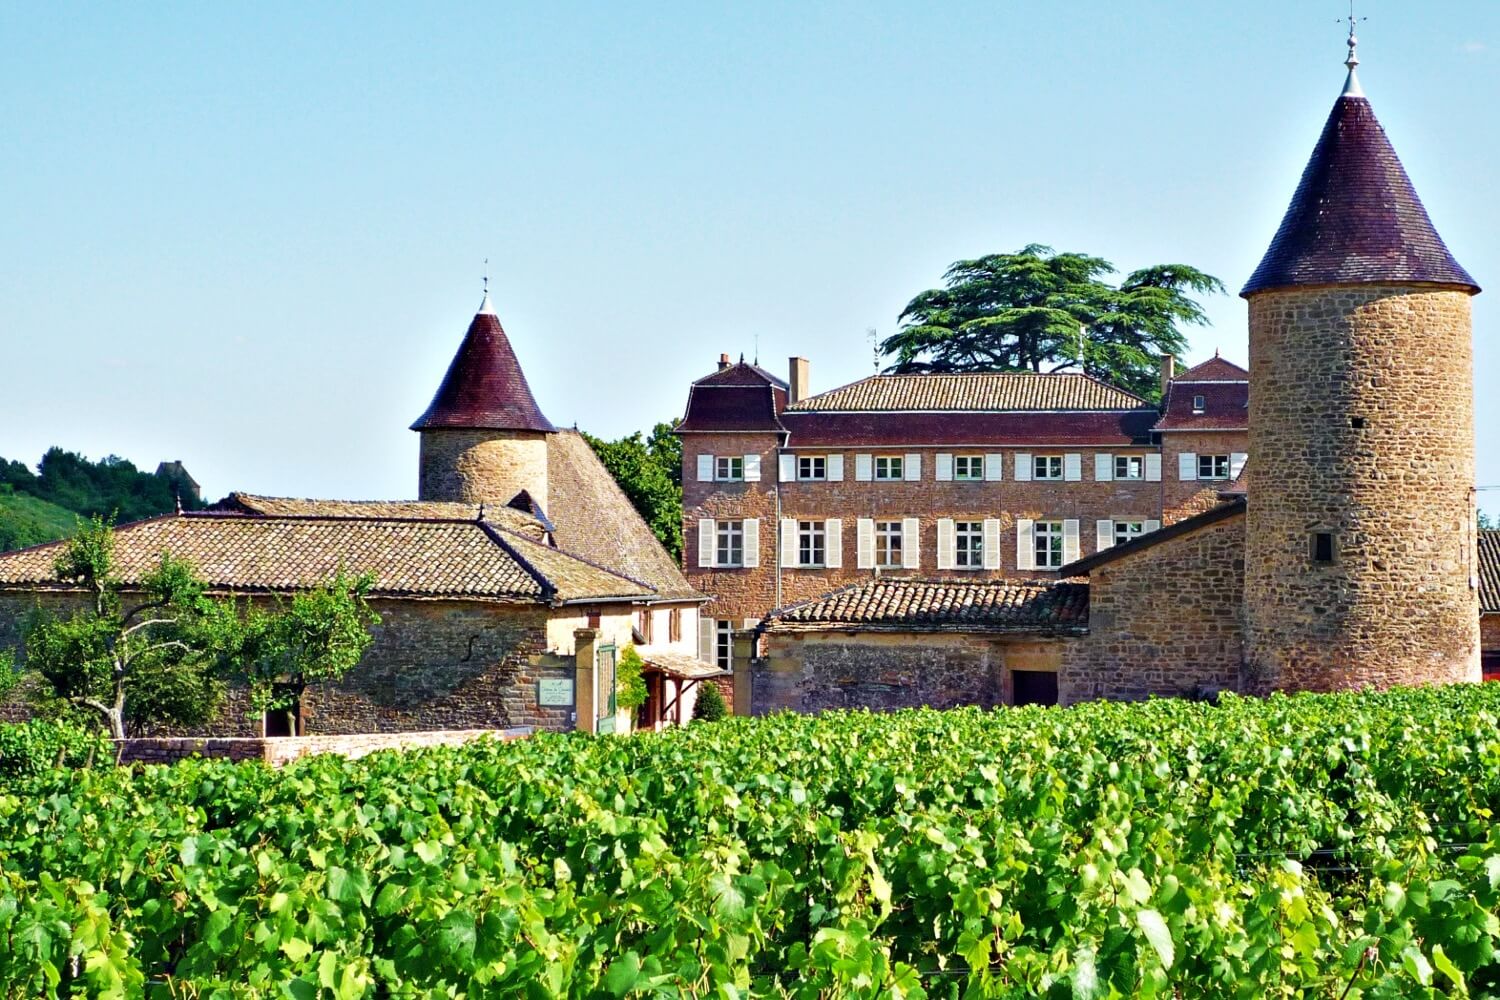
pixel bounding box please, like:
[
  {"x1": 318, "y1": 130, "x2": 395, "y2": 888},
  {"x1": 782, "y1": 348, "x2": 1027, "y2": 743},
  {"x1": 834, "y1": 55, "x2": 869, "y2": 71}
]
[
  {"x1": 882, "y1": 245, "x2": 1225, "y2": 401},
  {"x1": 0, "y1": 489, "x2": 79, "y2": 553},
  {"x1": 692, "y1": 680, "x2": 727, "y2": 722},
  {"x1": 616, "y1": 644, "x2": 648, "y2": 711},
  {"x1": 0, "y1": 720, "x2": 112, "y2": 779},
  {"x1": 1481, "y1": 510, "x2": 1495, "y2": 531},
  {"x1": 9, "y1": 687, "x2": 1500, "y2": 995},
  {"x1": 584, "y1": 421, "x2": 683, "y2": 559}
]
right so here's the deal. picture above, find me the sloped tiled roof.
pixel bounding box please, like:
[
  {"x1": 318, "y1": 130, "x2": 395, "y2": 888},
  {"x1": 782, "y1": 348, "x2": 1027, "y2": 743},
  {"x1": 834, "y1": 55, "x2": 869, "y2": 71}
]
[
  {"x1": 638, "y1": 648, "x2": 729, "y2": 679},
  {"x1": 788, "y1": 372, "x2": 1149, "y2": 413},
  {"x1": 411, "y1": 298, "x2": 556, "y2": 432},
  {"x1": 1242, "y1": 91, "x2": 1478, "y2": 296},
  {"x1": 1155, "y1": 380, "x2": 1249, "y2": 432},
  {"x1": 693, "y1": 361, "x2": 788, "y2": 389},
  {"x1": 546, "y1": 430, "x2": 703, "y2": 602},
  {"x1": 1480, "y1": 530, "x2": 1500, "y2": 614},
  {"x1": 1172, "y1": 356, "x2": 1248, "y2": 382},
  {"x1": 764, "y1": 579, "x2": 1089, "y2": 634},
  {"x1": 780, "y1": 410, "x2": 1159, "y2": 448},
  {"x1": 676, "y1": 385, "x2": 787, "y2": 433},
  {"x1": 223, "y1": 493, "x2": 549, "y2": 540},
  {"x1": 0, "y1": 512, "x2": 651, "y2": 603}
]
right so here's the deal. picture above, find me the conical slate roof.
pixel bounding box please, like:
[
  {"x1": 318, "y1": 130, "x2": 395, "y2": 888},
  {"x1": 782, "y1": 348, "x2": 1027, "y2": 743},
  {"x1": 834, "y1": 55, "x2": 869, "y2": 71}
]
[
  {"x1": 411, "y1": 295, "x2": 555, "y2": 432},
  {"x1": 1242, "y1": 87, "x2": 1477, "y2": 297}
]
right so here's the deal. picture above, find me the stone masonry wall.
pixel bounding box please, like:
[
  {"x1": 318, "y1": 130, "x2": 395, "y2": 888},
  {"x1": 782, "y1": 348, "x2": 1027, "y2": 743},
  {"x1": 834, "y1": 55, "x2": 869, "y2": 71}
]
[
  {"x1": 1244, "y1": 285, "x2": 1480, "y2": 693},
  {"x1": 1061, "y1": 511, "x2": 1245, "y2": 706},
  {"x1": 1159, "y1": 430, "x2": 1251, "y2": 523},
  {"x1": 419, "y1": 428, "x2": 549, "y2": 510}
]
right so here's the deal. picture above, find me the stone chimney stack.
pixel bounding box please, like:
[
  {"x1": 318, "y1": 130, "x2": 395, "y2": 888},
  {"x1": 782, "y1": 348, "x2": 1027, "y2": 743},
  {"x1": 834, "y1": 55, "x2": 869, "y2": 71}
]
[
  {"x1": 788, "y1": 357, "x2": 810, "y2": 404},
  {"x1": 717, "y1": 352, "x2": 731, "y2": 371},
  {"x1": 1160, "y1": 355, "x2": 1176, "y2": 400}
]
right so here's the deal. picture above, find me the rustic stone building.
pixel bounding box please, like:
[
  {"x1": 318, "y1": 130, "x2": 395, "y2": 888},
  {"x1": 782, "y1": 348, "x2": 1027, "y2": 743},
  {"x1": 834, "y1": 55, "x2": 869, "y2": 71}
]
[{"x1": 1482, "y1": 530, "x2": 1499, "y2": 680}]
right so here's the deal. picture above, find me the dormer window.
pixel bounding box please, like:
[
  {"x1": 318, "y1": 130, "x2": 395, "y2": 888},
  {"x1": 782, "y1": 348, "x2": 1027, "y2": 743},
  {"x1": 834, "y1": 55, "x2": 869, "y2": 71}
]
[{"x1": 1192, "y1": 394, "x2": 1206, "y2": 414}]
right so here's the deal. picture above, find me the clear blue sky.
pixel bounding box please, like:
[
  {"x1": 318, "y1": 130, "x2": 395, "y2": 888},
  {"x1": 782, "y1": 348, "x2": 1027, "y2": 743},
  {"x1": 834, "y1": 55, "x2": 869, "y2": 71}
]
[{"x1": 3, "y1": 2, "x2": 1497, "y2": 510}]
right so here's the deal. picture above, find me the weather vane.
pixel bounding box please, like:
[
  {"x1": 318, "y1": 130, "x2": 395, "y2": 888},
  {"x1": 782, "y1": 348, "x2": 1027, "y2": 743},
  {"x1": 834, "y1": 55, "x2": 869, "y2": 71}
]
[
  {"x1": 483, "y1": 257, "x2": 489, "y2": 295},
  {"x1": 1339, "y1": 1, "x2": 1366, "y2": 69}
]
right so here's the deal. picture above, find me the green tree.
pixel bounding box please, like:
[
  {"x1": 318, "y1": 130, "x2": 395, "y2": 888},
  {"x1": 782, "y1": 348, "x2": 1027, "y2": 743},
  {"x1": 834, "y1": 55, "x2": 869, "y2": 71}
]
[
  {"x1": 584, "y1": 423, "x2": 684, "y2": 559},
  {"x1": 692, "y1": 682, "x2": 727, "y2": 722},
  {"x1": 616, "y1": 645, "x2": 648, "y2": 712},
  {"x1": 881, "y1": 244, "x2": 1224, "y2": 401},
  {"x1": 1481, "y1": 510, "x2": 1495, "y2": 531}
]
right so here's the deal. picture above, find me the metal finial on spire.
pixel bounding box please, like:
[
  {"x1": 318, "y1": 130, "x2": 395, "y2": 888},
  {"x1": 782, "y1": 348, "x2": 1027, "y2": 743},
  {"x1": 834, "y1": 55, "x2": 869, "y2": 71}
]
[
  {"x1": 1339, "y1": 1, "x2": 1366, "y2": 97},
  {"x1": 478, "y1": 258, "x2": 496, "y2": 315}
]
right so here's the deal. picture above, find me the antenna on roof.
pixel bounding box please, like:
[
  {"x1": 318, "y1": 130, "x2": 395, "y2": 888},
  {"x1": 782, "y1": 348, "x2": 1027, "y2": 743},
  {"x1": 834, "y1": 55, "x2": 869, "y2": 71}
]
[
  {"x1": 754, "y1": 333, "x2": 759, "y2": 366},
  {"x1": 483, "y1": 258, "x2": 488, "y2": 295},
  {"x1": 477, "y1": 502, "x2": 486, "y2": 522},
  {"x1": 1076, "y1": 323, "x2": 1087, "y2": 372},
  {"x1": 1338, "y1": 0, "x2": 1366, "y2": 96},
  {"x1": 868, "y1": 328, "x2": 879, "y2": 373}
]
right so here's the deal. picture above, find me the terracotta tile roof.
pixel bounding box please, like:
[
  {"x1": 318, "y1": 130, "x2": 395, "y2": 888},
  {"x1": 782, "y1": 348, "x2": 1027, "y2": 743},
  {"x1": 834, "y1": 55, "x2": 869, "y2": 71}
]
[
  {"x1": 676, "y1": 385, "x2": 788, "y2": 433},
  {"x1": 638, "y1": 648, "x2": 729, "y2": 679},
  {"x1": 1480, "y1": 531, "x2": 1500, "y2": 614},
  {"x1": 222, "y1": 493, "x2": 549, "y2": 540},
  {"x1": 764, "y1": 579, "x2": 1089, "y2": 634},
  {"x1": 1155, "y1": 380, "x2": 1249, "y2": 432},
  {"x1": 1172, "y1": 356, "x2": 1248, "y2": 382},
  {"x1": 411, "y1": 300, "x2": 556, "y2": 432},
  {"x1": 1242, "y1": 93, "x2": 1478, "y2": 297},
  {"x1": 545, "y1": 430, "x2": 703, "y2": 602},
  {"x1": 0, "y1": 511, "x2": 651, "y2": 603},
  {"x1": 787, "y1": 372, "x2": 1150, "y2": 413},
  {"x1": 780, "y1": 410, "x2": 1158, "y2": 448}
]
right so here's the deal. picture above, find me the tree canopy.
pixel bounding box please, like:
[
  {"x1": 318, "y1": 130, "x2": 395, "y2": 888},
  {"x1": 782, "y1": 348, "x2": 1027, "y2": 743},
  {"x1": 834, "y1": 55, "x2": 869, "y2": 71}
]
[
  {"x1": 880, "y1": 245, "x2": 1224, "y2": 401},
  {"x1": 585, "y1": 422, "x2": 683, "y2": 560}
]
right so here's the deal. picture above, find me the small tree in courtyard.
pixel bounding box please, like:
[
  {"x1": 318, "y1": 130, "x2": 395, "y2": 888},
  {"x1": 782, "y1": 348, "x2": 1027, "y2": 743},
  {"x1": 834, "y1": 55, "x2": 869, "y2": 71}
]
[
  {"x1": 616, "y1": 645, "x2": 648, "y2": 713},
  {"x1": 693, "y1": 682, "x2": 727, "y2": 723}
]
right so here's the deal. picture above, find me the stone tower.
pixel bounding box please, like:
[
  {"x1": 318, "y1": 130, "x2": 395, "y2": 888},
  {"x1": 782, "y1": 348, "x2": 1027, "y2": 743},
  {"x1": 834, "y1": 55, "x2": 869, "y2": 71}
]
[
  {"x1": 1241, "y1": 43, "x2": 1482, "y2": 692},
  {"x1": 411, "y1": 294, "x2": 555, "y2": 510}
]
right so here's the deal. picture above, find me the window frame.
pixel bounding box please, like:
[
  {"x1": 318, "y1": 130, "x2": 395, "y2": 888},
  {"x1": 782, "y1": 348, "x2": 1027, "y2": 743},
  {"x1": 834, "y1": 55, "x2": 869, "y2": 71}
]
[
  {"x1": 668, "y1": 608, "x2": 682, "y2": 643},
  {"x1": 1192, "y1": 394, "x2": 1207, "y2": 414},
  {"x1": 797, "y1": 520, "x2": 827, "y2": 568},
  {"x1": 954, "y1": 520, "x2": 985, "y2": 569},
  {"x1": 953, "y1": 455, "x2": 984, "y2": 481},
  {"x1": 715, "y1": 520, "x2": 744, "y2": 567},
  {"x1": 714, "y1": 620, "x2": 734, "y2": 671},
  {"x1": 1113, "y1": 455, "x2": 1145, "y2": 481},
  {"x1": 1113, "y1": 520, "x2": 1147, "y2": 546},
  {"x1": 1033, "y1": 520, "x2": 1065, "y2": 570},
  {"x1": 714, "y1": 455, "x2": 744, "y2": 482},
  {"x1": 1033, "y1": 454, "x2": 1064, "y2": 481},
  {"x1": 1198, "y1": 454, "x2": 1231, "y2": 481},
  {"x1": 875, "y1": 520, "x2": 904, "y2": 568},
  {"x1": 797, "y1": 455, "x2": 827, "y2": 482},
  {"x1": 873, "y1": 455, "x2": 905, "y2": 481}
]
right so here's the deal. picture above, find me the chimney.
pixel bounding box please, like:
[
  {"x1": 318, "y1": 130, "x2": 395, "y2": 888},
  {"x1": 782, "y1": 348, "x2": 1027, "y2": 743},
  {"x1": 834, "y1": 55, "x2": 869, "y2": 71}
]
[
  {"x1": 1160, "y1": 355, "x2": 1176, "y2": 399},
  {"x1": 788, "y1": 357, "x2": 810, "y2": 404},
  {"x1": 718, "y1": 352, "x2": 731, "y2": 371}
]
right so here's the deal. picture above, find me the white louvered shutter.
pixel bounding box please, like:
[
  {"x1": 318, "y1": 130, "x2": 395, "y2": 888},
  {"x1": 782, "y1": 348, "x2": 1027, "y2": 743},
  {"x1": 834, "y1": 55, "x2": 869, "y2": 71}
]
[
  {"x1": 1145, "y1": 453, "x2": 1162, "y2": 482},
  {"x1": 742, "y1": 518, "x2": 760, "y2": 568},
  {"x1": 779, "y1": 518, "x2": 797, "y2": 568},
  {"x1": 1016, "y1": 519, "x2": 1036, "y2": 571},
  {"x1": 742, "y1": 619, "x2": 757, "y2": 631},
  {"x1": 984, "y1": 453, "x2": 1004, "y2": 481},
  {"x1": 698, "y1": 519, "x2": 715, "y2": 567},
  {"x1": 856, "y1": 518, "x2": 875, "y2": 569},
  {"x1": 698, "y1": 618, "x2": 714, "y2": 662},
  {"x1": 1014, "y1": 453, "x2": 1033, "y2": 482},
  {"x1": 827, "y1": 454, "x2": 844, "y2": 481},
  {"x1": 1179, "y1": 452, "x2": 1198, "y2": 481},
  {"x1": 936, "y1": 519, "x2": 956, "y2": 571},
  {"x1": 697, "y1": 454, "x2": 714, "y2": 482},
  {"x1": 902, "y1": 518, "x2": 921, "y2": 569},
  {"x1": 982, "y1": 518, "x2": 1002, "y2": 570},
  {"x1": 935, "y1": 454, "x2": 954, "y2": 481},
  {"x1": 1062, "y1": 520, "x2": 1081, "y2": 564},
  {"x1": 1064, "y1": 454, "x2": 1082, "y2": 482},
  {"x1": 1097, "y1": 520, "x2": 1115, "y2": 551},
  {"x1": 1144, "y1": 519, "x2": 1161, "y2": 534},
  {"x1": 1095, "y1": 454, "x2": 1114, "y2": 482},
  {"x1": 824, "y1": 519, "x2": 843, "y2": 568},
  {"x1": 855, "y1": 454, "x2": 873, "y2": 481},
  {"x1": 743, "y1": 454, "x2": 761, "y2": 482},
  {"x1": 779, "y1": 454, "x2": 796, "y2": 482},
  {"x1": 904, "y1": 454, "x2": 921, "y2": 481},
  {"x1": 1230, "y1": 452, "x2": 1248, "y2": 479}
]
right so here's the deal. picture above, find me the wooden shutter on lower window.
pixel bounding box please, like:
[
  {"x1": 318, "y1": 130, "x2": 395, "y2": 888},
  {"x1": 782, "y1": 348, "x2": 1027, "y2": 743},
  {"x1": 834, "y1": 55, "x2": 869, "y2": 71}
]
[
  {"x1": 902, "y1": 518, "x2": 921, "y2": 569},
  {"x1": 982, "y1": 518, "x2": 1002, "y2": 570},
  {"x1": 1014, "y1": 453, "x2": 1033, "y2": 481},
  {"x1": 856, "y1": 518, "x2": 875, "y2": 569},
  {"x1": 1179, "y1": 452, "x2": 1198, "y2": 481},
  {"x1": 1095, "y1": 454, "x2": 1114, "y2": 482},
  {"x1": 1016, "y1": 519, "x2": 1036, "y2": 571},
  {"x1": 1062, "y1": 520, "x2": 1081, "y2": 564},
  {"x1": 697, "y1": 454, "x2": 714, "y2": 482},
  {"x1": 698, "y1": 519, "x2": 715, "y2": 567},
  {"x1": 1097, "y1": 520, "x2": 1115, "y2": 551},
  {"x1": 936, "y1": 519, "x2": 956, "y2": 571},
  {"x1": 779, "y1": 518, "x2": 797, "y2": 568},
  {"x1": 935, "y1": 454, "x2": 953, "y2": 481},
  {"x1": 741, "y1": 519, "x2": 760, "y2": 568},
  {"x1": 698, "y1": 617, "x2": 714, "y2": 662}
]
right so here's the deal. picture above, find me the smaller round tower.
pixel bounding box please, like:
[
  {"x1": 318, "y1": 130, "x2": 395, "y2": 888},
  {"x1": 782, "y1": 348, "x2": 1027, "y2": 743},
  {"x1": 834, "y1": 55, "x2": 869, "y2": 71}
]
[{"x1": 411, "y1": 294, "x2": 555, "y2": 510}]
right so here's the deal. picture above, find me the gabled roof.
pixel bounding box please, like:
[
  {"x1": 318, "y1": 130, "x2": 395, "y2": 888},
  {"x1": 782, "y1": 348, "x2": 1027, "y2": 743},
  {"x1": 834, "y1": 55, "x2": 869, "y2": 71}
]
[
  {"x1": 1171, "y1": 356, "x2": 1248, "y2": 383},
  {"x1": 1480, "y1": 530, "x2": 1499, "y2": 614},
  {"x1": 763, "y1": 578, "x2": 1089, "y2": 634},
  {"x1": 1242, "y1": 89, "x2": 1478, "y2": 296},
  {"x1": 411, "y1": 296, "x2": 556, "y2": 432},
  {"x1": 0, "y1": 510, "x2": 652, "y2": 604},
  {"x1": 1059, "y1": 498, "x2": 1247, "y2": 577},
  {"x1": 1154, "y1": 377, "x2": 1249, "y2": 432},
  {"x1": 677, "y1": 363, "x2": 788, "y2": 434},
  {"x1": 693, "y1": 361, "x2": 788, "y2": 389},
  {"x1": 222, "y1": 493, "x2": 549, "y2": 540},
  {"x1": 786, "y1": 372, "x2": 1150, "y2": 413}
]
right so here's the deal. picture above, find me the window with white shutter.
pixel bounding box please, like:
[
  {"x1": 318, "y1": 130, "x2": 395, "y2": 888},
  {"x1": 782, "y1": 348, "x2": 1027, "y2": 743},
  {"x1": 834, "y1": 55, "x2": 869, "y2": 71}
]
[
  {"x1": 935, "y1": 454, "x2": 953, "y2": 481},
  {"x1": 779, "y1": 518, "x2": 797, "y2": 568},
  {"x1": 936, "y1": 518, "x2": 956, "y2": 571},
  {"x1": 778, "y1": 454, "x2": 796, "y2": 482},
  {"x1": 876, "y1": 520, "x2": 904, "y2": 568},
  {"x1": 1014, "y1": 453, "x2": 1033, "y2": 481},
  {"x1": 742, "y1": 454, "x2": 761, "y2": 481},
  {"x1": 1096, "y1": 519, "x2": 1115, "y2": 551},
  {"x1": 824, "y1": 519, "x2": 842, "y2": 569},
  {"x1": 1144, "y1": 519, "x2": 1161, "y2": 533},
  {"x1": 1230, "y1": 452, "x2": 1248, "y2": 480},
  {"x1": 954, "y1": 521, "x2": 984, "y2": 569},
  {"x1": 827, "y1": 454, "x2": 844, "y2": 481},
  {"x1": 1016, "y1": 519, "x2": 1036, "y2": 571},
  {"x1": 1064, "y1": 454, "x2": 1083, "y2": 482},
  {"x1": 901, "y1": 518, "x2": 921, "y2": 569},
  {"x1": 1095, "y1": 454, "x2": 1114, "y2": 482},
  {"x1": 982, "y1": 518, "x2": 1002, "y2": 570},
  {"x1": 742, "y1": 519, "x2": 760, "y2": 568},
  {"x1": 1062, "y1": 520, "x2": 1081, "y2": 564},
  {"x1": 984, "y1": 453, "x2": 1004, "y2": 481},
  {"x1": 874, "y1": 456, "x2": 902, "y2": 481},
  {"x1": 1178, "y1": 452, "x2": 1199, "y2": 481},
  {"x1": 698, "y1": 617, "x2": 714, "y2": 662},
  {"x1": 856, "y1": 518, "x2": 876, "y2": 569},
  {"x1": 1111, "y1": 520, "x2": 1147, "y2": 547},
  {"x1": 954, "y1": 455, "x2": 984, "y2": 481},
  {"x1": 1145, "y1": 453, "x2": 1162, "y2": 482},
  {"x1": 855, "y1": 454, "x2": 873, "y2": 481},
  {"x1": 697, "y1": 519, "x2": 715, "y2": 567},
  {"x1": 696, "y1": 454, "x2": 714, "y2": 482},
  {"x1": 1114, "y1": 455, "x2": 1146, "y2": 480},
  {"x1": 904, "y1": 454, "x2": 921, "y2": 481}
]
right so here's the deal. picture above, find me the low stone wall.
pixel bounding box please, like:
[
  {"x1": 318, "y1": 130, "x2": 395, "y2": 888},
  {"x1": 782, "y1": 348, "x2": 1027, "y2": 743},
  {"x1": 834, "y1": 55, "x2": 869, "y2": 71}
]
[{"x1": 117, "y1": 727, "x2": 532, "y2": 767}]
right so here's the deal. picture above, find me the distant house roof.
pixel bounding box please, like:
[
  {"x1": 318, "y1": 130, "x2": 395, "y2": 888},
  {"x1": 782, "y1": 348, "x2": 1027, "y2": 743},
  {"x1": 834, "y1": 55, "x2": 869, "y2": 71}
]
[
  {"x1": 1059, "y1": 498, "x2": 1247, "y2": 577},
  {"x1": 0, "y1": 510, "x2": 653, "y2": 604},
  {"x1": 222, "y1": 493, "x2": 550, "y2": 540},
  {"x1": 1242, "y1": 90, "x2": 1478, "y2": 296},
  {"x1": 411, "y1": 296, "x2": 556, "y2": 433},
  {"x1": 676, "y1": 362, "x2": 789, "y2": 434},
  {"x1": 1155, "y1": 359, "x2": 1249, "y2": 432},
  {"x1": 779, "y1": 410, "x2": 1159, "y2": 448},
  {"x1": 786, "y1": 372, "x2": 1150, "y2": 413},
  {"x1": 1481, "y1": 531, "x2": 1500, "y2": 615},
  {"x1": 1169, "y1": 356, "x2": 1249, "y2": 383},
  {"x1": 763, "y1": 578, "x2": 1089, "y2": 634},
  {"x1": 694, "y1": 361, "x2": 788, "y2": 390}
]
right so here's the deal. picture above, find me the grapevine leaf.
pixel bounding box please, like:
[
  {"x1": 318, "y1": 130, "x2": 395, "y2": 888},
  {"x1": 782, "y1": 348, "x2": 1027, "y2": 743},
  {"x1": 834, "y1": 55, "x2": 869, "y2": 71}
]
[{"x1": 1136, "y1": 909, "x2": 1174, "y2": 970}]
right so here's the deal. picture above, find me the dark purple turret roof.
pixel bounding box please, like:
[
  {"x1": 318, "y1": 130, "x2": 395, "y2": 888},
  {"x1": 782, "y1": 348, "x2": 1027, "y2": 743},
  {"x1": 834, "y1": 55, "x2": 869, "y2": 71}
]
[
  {"x1": 411, "y1": 296, "x2": 555, "y2": 433},
  {"x1": 1242, "y1": 87, "x2": 1477, "y2": 297}
]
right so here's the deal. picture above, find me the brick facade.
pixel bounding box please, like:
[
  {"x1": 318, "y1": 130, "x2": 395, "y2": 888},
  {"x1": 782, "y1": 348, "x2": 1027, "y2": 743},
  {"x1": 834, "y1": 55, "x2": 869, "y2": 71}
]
[
  {"x1": 1243, "y1": 285, "x2": 1480, "y2": 693},
  {"x1": 1060, "y1": 511, "x2": 1245, "y2": 705},
  {"x1": 418, "y1": 428, "x2": 550, "y2": 510},
  {"x1": 1159, "y1": 430, "x2": 1250, "y2": 522}
]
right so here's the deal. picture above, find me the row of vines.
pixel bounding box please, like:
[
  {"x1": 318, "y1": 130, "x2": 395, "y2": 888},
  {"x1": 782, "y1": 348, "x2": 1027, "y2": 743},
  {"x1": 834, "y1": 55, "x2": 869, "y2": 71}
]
[{"x1": 4, "y1": 686, "x2": 1500, "y2": 996}]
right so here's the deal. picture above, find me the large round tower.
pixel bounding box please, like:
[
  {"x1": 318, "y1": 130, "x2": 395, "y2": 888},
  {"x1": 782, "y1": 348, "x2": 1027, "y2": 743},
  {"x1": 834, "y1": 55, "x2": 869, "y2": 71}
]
[
  {"x1": 1242, "y1": 43, "x2": 1481, "y2": 692},
  {"x1": 411, "y1": 293, "x2": 555, "y2": 510}
]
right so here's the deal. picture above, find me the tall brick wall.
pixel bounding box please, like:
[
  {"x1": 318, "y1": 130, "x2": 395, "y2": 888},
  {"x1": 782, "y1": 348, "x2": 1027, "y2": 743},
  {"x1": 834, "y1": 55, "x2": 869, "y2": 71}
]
[
  {"x1": 1061, "y1": 512, "x2": 1246, "y2": 705},
  {"x1": 681, "y1": 432, "x2": 783, "y2": 625},
  {"x1": 1244, "y1": 285, "x2": 1480, "y2": 693},
  {"x1": 418, "y1": 428, "x2": 549, "y2": 510},
  {"x1": 1159, "y1": 430, "x2": 1251, "y2": 522}
]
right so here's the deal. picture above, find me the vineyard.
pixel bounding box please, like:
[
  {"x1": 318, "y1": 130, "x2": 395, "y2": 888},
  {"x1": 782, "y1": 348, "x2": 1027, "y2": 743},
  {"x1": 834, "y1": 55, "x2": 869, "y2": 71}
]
[{"x1": 4, "y1": 687, "x2": 1500, "y2": 997}]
